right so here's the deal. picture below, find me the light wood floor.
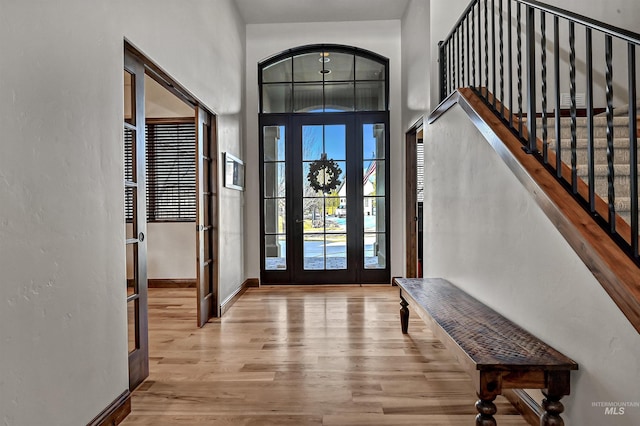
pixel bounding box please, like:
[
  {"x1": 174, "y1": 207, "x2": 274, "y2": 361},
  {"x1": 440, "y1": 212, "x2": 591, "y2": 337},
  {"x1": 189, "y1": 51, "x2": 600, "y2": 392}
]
[{"x1": 122, "y1": 286, "x2": 528, "y2": 425}]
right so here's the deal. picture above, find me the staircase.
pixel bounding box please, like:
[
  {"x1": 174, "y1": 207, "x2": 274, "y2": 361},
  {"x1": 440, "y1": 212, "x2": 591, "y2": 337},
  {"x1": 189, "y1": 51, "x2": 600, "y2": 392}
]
[
  {"x1": 440, "y1": 0, "x2": 640, "y2": 340},
  {"x1": 536, "y1": 115, "x2": 639, "y2": 225}
]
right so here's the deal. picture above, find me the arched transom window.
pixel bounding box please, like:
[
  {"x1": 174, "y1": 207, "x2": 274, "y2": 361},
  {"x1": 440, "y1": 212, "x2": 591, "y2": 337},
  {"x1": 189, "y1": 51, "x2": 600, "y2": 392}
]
[{"x1": 260, "y1": 45, "x2": 388, "y2": 113}]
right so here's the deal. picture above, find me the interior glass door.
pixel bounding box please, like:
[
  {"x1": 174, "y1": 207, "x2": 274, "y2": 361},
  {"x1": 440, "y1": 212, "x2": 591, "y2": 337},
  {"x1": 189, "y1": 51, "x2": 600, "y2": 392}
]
[
  {"x1": 124, "y1": 50, "x2": 148, "y2": 390},
  {"x1": 196, "y1": 106, "x2": 218, "y2": 326}
]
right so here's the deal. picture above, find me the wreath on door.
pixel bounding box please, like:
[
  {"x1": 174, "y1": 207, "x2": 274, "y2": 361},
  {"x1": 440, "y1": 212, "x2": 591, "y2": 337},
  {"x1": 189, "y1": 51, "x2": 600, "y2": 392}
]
[{"x1": 307, "y1": 153, "x2": 342, "y2": 194}]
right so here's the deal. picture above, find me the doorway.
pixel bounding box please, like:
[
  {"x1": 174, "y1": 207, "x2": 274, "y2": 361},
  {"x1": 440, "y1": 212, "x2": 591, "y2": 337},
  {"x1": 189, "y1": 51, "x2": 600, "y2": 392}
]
[
  {"x1": 405, "y1": 122, "x2": 424, "y2": 278},
  {"x1": 259, "y1": 45, "x2": 390, "y2": 284},
  {"x1": 124, "y1": 43, "x2": 219, "y2": 390}
]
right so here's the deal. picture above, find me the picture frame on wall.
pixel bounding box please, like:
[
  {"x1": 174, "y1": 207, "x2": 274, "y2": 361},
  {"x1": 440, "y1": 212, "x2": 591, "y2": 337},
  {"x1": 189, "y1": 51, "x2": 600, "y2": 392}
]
[{"x1": 224, "y1": 152, "x2": 245, "y2": 191}]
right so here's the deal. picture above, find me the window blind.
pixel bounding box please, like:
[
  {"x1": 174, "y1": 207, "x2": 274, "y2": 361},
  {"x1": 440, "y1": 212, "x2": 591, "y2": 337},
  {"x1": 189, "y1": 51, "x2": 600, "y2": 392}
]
[
  {"x1": 125, "y1": 122, "x2": 196, "y2": 222},
  {"x1": 416, "y1": 141, "x2": 424, "y2": 203}
]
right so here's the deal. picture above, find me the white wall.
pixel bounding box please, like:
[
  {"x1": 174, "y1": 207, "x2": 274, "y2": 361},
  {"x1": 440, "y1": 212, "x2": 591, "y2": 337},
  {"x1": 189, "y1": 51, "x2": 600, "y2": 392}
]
[
  {"x1": 0, "y1": 0, "x2": 245, "y2": 424},
  {"x1": 425, "y1": 104, "x2": 640, "y2": 425},
  {"x1": 244, "y1": 20, "x2": 404, "y2": 280},
  {"x1": 544, "y1": 0, "x2": 639, "y2": 33},
  {"x1": 401, "y1": 0, "x2": 431, "y2": 129},
  {"x1": 429, "y1": 0, "x2": 470, "y2": 108},
  {"x1": 127, "y1": 223, "x2": 196, "y2": 279}
]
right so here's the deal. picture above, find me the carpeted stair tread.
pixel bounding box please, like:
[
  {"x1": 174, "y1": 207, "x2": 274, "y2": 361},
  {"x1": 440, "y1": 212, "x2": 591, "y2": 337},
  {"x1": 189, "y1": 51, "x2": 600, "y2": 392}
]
[{"x1": 527, "y1": 114, "x2": 640, "y2": 223}]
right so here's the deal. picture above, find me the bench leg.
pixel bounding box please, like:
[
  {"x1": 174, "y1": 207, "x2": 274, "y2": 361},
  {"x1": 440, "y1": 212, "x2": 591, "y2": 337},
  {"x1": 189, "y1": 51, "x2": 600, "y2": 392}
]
[
  {"x1": 541, "y1": 392, "x2": 565, "y2": 426},
  {"x1": 400, "y1": 297, "x2": 409, "y2": 334},
  {"x1": 475, "y1": 396, "x2": 497, "y2": 426},
  {"x1": 541, "y1": 370, "x2": 570, "y2": 425}
]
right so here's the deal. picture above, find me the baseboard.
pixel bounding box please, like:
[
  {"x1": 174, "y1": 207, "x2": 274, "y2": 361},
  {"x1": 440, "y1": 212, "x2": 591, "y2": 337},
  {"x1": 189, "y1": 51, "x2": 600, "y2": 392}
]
[
  {"x1": 148, "y1": 278, "x2": 196, "y2": 288},
  {"x1": 503, "y1": 389, "x2": 543, "y2": 426},
  {"x1": 127, "y1": 279, "x2": 196, "y2": 288},
  {"x1": 220, "y1": 278, "x2": 259, "y2": 316},
  {"x1": 246, "y1": 278, "x2": 260, "y2": 288},
  {"x1": 86, "y1": 389, "x2": 131, "y2": 426}
]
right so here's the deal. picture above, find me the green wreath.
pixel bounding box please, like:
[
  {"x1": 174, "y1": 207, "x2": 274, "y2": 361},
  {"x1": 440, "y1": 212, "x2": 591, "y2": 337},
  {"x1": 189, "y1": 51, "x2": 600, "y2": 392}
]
[{"x1": 307, "y1": 154, "x2": 342, "y2": 194}]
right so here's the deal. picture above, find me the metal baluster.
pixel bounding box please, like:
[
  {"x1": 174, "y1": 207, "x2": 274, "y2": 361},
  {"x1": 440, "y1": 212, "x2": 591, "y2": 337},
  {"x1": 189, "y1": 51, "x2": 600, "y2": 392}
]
[
  {"x1": 478, "y1": 0, "x2": 483, "y2": 96},
  {"x1": 492, "y1": 0, "x2": 496, "y2": 108},
  {"x1": 445, "y1": 39, "x2": 451, "y2": 96},
  {"x1": 525, "y1": 6, "x2": 537, "y2": 153},
  {"x1": 451, "y1": 33, "x2": 455, "y2": 91},
  {"x1": 628, "y1": 44, "x2": 638, "y2": 257},
  {"x1": 605, "y1": 35, "x2": 616, "y2": 233},
  {"x1": 472, "y1": 5, "x2": 476, "y2": 88},
  {"x1": 508, "y1": 0, "x2": 513, "y2": 127},
  {"x1": 554, "y1": 16, "x2": 562, "y2": 178},
  {"x1": 541, "y1": 11, "x2": 548, "y2": 163},
  {"x1": 462, "y1": 21, "x2": 466, "y2": 87},
  {"x1": 454, "y1": 29, "x2": 458, "y2": 90},
  {"x1": 447, "y1": 39, "x2": 455, "y2": 95},
  {"x1": 456, "y1": 26, "x2": 462, "y2": 89},
  {"x1": 484, "y1": 0, "x2": 489, "y2": 99},
  {"x1": 466, "y1": 14, "x2": 473, "y2": 85},
  {"x1": 570, "y1": 22, "x2": 578, "y2": 194},
  {"x1": 499, "y1": 0, "x2": 504, "y2": 118},
  {"x1": 586, "y1": 28, "x2": 595, "y2": 212},
  {"x1": 441, "y1": 41, "x2": 445, "y2": 97},
  {"x1": 517, "y1": 3, "x2": 523, "y2": 137},
  {"x1": 457, "y1": 27, "x2": 461, "y2": 88}
]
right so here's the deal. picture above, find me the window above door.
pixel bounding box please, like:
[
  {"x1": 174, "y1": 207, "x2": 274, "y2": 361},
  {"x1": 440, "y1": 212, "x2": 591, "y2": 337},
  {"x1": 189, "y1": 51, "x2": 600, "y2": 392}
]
[{"x1": 259, "y1": 45, "x2": 388, "y2": 114}]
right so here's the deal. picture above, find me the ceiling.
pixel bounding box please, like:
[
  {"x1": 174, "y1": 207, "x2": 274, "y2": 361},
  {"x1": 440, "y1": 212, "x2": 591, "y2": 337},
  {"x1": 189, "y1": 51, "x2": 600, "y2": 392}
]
[{"x1": 234, "y1": 0, "x2": 410, "y2": 24}]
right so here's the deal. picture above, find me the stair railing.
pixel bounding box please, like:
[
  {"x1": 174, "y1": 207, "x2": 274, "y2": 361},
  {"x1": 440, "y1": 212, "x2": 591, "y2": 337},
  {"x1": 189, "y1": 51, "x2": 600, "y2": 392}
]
[{"x1": 439, "y1": 0, "x2": 640, "y2": 263}]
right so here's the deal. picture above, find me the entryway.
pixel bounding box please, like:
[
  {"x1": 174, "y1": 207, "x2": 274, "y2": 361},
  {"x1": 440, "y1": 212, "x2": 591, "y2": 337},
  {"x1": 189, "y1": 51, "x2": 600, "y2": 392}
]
[
  {"x1": 259, "y1": 45, "x2": 391, "y2": 284},
  {"x1": 405, "y1": 121, "x2": 424, "y2": 278},
  {"x1": 124, "y1": 43, "x2": 219, "y2": 390}
]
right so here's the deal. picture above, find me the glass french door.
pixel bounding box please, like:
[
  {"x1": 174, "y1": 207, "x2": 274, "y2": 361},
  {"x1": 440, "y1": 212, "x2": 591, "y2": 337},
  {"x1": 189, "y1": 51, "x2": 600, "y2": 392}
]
[
  {"x1": 124, "y1": 50, "x2": 148, "y2": 390},
  {"x1": 196, "y1": 106, "x2": 219, "y2": 326},
  {"x1": 261, "y1": 112, "x2": 389, "y2": 284}
]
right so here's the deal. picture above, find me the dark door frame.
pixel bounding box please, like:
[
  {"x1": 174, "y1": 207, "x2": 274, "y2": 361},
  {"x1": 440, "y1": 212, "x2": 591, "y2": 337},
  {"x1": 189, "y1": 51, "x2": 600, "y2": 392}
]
[
  {"x1": 259, "y1": 111, "x2": 390, "y2": 284},
  {"x1": 405, "y1": 119, "x2": 423, "y2": 278}
]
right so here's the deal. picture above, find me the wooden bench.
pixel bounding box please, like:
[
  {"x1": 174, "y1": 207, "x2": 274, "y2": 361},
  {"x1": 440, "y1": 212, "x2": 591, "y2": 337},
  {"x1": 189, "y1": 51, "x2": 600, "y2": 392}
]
[{"x1": 394, "y1": 277, "x2": 578, "y2": 426}]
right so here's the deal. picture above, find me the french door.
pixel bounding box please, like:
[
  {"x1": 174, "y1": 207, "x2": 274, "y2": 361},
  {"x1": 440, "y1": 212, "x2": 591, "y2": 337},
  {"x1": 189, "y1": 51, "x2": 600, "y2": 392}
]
[
  {"x1": 124, "y1": 50, "x2": 148, "y2": 390},
  {"x1": 196, "y1": 106, "x2": 219, "y2": 326},
  {"x1": 261, "y1": 112, "x2": 389, "y2": 284}
]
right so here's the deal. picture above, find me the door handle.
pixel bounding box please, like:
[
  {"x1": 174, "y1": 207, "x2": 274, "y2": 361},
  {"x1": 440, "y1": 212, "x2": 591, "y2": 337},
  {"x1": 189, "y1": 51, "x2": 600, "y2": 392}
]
[{"x1": 295, "y1": 219, "x2": 304, "y2": 224}]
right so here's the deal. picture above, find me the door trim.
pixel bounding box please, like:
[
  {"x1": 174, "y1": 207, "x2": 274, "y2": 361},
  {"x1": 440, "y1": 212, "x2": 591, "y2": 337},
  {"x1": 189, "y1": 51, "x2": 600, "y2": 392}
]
[{"x1": 404, "y1": 120, "x2": 422, "y2": 278}]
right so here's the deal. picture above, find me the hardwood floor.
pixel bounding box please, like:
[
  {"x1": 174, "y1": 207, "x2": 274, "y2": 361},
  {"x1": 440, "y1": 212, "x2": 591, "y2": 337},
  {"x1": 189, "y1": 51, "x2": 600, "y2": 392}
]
[{"x1": 121, "y1": 286, "x2": 528, "y2": 425}]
